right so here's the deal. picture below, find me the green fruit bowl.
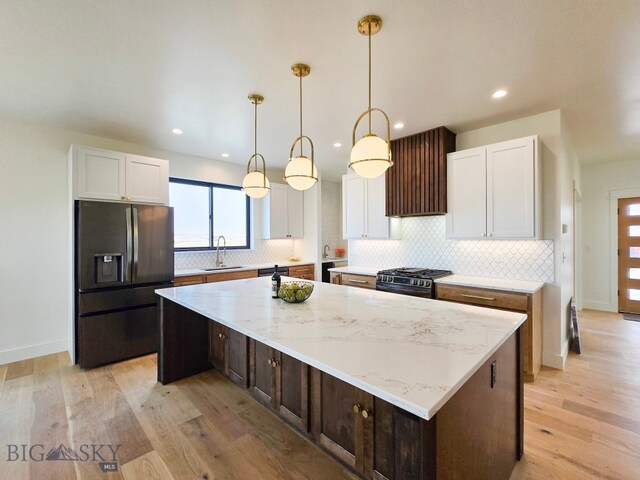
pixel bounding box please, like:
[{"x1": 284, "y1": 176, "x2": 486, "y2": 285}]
[{"x1": 278, "y1": 281, "x2": 314, "y2": 303}]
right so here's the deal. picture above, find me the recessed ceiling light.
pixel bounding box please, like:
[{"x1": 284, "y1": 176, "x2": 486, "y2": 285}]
[
  {"x1": 393, "y1": 122, "x2": 404, "y2": 129},
  {"x1": 333, "y1": 142, "x2": 342, "y2": 147},
  {"x1": 492, "y1": 89, "x2": 508, "y2": 99},
  {"x1": 221, "y1": 153, "x2": 230, "y2": 158},
  {"x1": 172, "y1": 128, "x2": 183, "y2": 135}
]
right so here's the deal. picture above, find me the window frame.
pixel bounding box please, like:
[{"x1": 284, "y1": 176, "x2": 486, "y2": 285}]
[{"x1": 169, "y1": 177, "x2": 251, "y2": 251}]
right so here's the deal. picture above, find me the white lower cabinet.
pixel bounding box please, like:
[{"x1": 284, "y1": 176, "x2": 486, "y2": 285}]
[
  {"x1": 447, "y1": 135, "x2": 539, "y2": 239},
  {"x1": 342, "y1": 174, "x2": 400, "y2": 239},
  {"x1": 262, "y1": 183, "x2": 304, "y2": 239},
  {"x1": 71, "y1": 145, "x2": 169, "y2": 205}
]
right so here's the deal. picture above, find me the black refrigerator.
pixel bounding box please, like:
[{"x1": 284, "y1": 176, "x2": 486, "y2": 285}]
[{"x1": 74, "y1": 200, "x2": 174, "y2": 368}]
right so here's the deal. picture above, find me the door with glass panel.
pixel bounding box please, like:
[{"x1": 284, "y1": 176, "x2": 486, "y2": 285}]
[{"x1": 619, "y1": 197, "x2": 640, "y2": 313}]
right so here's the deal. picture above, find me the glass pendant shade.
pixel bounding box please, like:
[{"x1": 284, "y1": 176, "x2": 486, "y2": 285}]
[
  {"x1": 349, "y1": 134, "x2": 392, "y2": 178},
  {"x1": 285, "y1": 155, "x2": 318, "y2": 191},
  {"x1": 242, "y1": 171, "x2": 270, "y2": 198}
]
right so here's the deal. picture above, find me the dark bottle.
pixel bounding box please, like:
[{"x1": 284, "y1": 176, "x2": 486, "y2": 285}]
[{"x1": 271, "y1": 265, "x2": 281, "y2": 299}]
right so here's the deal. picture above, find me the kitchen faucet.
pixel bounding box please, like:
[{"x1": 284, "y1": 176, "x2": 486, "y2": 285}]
[
  {"x1": 215, "y1": 235, "x2": 227, "y2": 267},
  {"x1": 323, "y1": 244, "x2": 330, "y2": 258}
]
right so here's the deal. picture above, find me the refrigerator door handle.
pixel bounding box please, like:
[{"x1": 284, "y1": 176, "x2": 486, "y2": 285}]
[
  {"x1": 132, "y1": 207, "x2": 139, "y2": 281},
  {"x1": 125, "y1": 207, "x2": 133, "y2": 282}
]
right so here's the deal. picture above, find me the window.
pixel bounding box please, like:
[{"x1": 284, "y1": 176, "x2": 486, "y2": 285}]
[{"x1": 169, "y1": 178, "x2": 250, "y2": 250}]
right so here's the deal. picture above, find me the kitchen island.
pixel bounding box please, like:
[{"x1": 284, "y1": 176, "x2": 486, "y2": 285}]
[{"x1": 156, "y1": 277, "x2": 526, "y2": 480}]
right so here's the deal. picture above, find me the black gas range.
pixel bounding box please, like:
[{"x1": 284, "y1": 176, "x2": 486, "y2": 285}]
[{"x1": 376, "y1": 267, "x2": 453, "y2": 298}]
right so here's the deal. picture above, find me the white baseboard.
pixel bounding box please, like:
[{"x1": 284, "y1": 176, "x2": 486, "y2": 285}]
[
  {"x1": 542, "y1": 339, "x2": 569, "y2": 370},
  {"x1": 582, "y1": 300, "x2": 616, "y2": 312},
  {"x1": 0, "y1": 339, "x2": 68, "y2": 366}
]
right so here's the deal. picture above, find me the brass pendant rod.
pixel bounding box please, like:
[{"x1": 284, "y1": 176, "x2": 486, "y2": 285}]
[
  {"x1": 254, "y1": 100, "x2": 258, "y2": 161},
  {"x1": 368, "y1": 21, "x2": 372, "y2": 135},
  {"x1": 299, "y1": 73, "x2": 304, "y2": 158}
]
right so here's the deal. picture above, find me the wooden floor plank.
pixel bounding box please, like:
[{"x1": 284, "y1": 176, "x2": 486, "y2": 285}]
[
  {"x1": 121, "y1": 450, "x2": 175, "y2": 480},
  {"x1": 4, "y1": 358, "x2": 34, "y2": 380}
]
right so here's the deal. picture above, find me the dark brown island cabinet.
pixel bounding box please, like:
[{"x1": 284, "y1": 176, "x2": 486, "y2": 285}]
[{"x1": 159, "y1": 297, "x2": 523, "y2": 480}]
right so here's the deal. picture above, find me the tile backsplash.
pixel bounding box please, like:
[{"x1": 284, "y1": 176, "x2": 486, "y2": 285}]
[
  {"x1": 348, "y1": 216, "x2": 554, "y2": 283},
  {"x1": 175, "y1": 238, "x2": 295, "y2": 270}
]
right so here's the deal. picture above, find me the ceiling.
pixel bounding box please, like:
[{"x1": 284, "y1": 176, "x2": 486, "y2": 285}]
[{"x1": 1, "y1": 0, "x2": 639, "y2": 181}]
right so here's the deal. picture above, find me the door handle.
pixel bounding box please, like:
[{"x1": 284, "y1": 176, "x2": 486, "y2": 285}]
[
  {"x1": 460, "y1": 293, "x2": 496, "y2": 301},
  {"x1": 132, "y1": 207, "x2": 139, "y2": 280},
  {"x1": 125, "y1": 207, "x2": 132, "y2": 282}
]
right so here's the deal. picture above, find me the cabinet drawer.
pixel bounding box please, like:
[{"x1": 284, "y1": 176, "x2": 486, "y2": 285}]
[
  {"x1": 436, "y1": 284, "x2": 527, "y2": 312},
  {"x1": 341, "y1": 273, "x2": 376, "y2": 290},
  {"x1": 174, "y1": 274, "x2": 205, "y2": 286},
  {"x1": 289, "y1": 264, "x2": 315, "y2": 279},
  {"x1": 206, "y1": 270, "x2": 258, "y2": 283}
]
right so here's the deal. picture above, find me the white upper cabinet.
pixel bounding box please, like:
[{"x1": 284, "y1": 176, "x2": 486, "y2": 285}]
[
  {"x1": 71, "y1": 145, "x2": 169, "y2": 205},
  {"x1": 446, "y1": 147, "x2": 487, "y2": 238},
  {"x1": 486, "y1": 137, "x2": 535, "y2": 238},
  {"x1": 343, "y1": 175, "x2": 366, "y2": 238},
  {"x1": 342, "y1": 173, "x2": 400, "y2": 239},
  {"x1": 446, "y1": 135, "x2": 540, "y2": 239},
  {"x1": 125, "y1": 154, "x2": 169, "y2": 204},
  {"x1": 262, "y1": 183, "x2": 304, "y2": 239},
  {"x1": 75, "y1": 147, "x2": 126, "y2": 201}
]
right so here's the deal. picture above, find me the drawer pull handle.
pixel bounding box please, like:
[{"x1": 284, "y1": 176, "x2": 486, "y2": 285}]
[
  {"x1": 361, "y1": 408, "x2": 372, "y2": 419},
  {"x1": 460, "y1": 294, "x2": 496, "y2": 301},
  {"x1": 348, "y1": 279, "x2": 368, "y2": 284},
  {"x1": 353, "y1": 404, "x2": 361, "y2": 414},
  {"x1": 218, "y1": 333, "x2": 226, "y2": 339}
]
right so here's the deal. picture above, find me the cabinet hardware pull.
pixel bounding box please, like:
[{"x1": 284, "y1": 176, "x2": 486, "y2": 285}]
[
  {"x1": 267, "y1": 358, "x2": 272, "y2": 366},
  {"x1": 218, "y1": 333, "x2": 226, "y2": 339},
  {"x1": 271, "y1": 360, "x2": 279, "y2": 368},
  {"x1": 348, "y1": 279, "x2": 368, "y2": 284},
  {"x1": 121, "y1": 196, "x2": 126, "y2": 200},
  {"x1": 460, "y1": 294, "x2": 496, "y2": 301},
  {"x1": 361, "y1": 408, "x2": 372, "y2": 419},
  {"x1": 352, "y1": 404, "x2": 362, "y2": 414},
  {"x1": 481, "y1": 233, "x2": 486, "y2": 237},
  {"x1": 488, "y1": 233, "x2": 493, "y2": 237}
]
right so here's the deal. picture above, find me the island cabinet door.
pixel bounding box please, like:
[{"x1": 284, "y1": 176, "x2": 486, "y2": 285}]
[
  {"x1": 249, "y1": 339, "x2": 277, "y2": 408},
  {"x1": 227, "y1": 330, "x2": 249, "y2": 388},
  {"x1": 208, "y1": 322, "x2": 228, "y2": 373},
  {"x1": 275, "y1": 352, "x2": 309, "y2": 432},
  {"x1": 366, "y1": 399, "x2": 437, "y2": 480},
  {"x1": 310, "y1": 369, "x2": 370, "y2": 472}
]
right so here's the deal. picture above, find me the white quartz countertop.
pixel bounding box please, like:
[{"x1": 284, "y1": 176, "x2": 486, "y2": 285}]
[
  {"x1": 174, "y1": 260, "x2": 315, "y2": 278},
  {"x1": 327, "y1": 266, "x2": 379, "y2": 276},
  {"x1": 156, "y1": 277, "x2": 526, "y2": 420},
  {"x1": 435, "y1": 274, "x2": 544, "y2": 294}
]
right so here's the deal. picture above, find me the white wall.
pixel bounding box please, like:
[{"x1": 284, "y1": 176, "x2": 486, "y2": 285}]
[
  {"x1": 582, "y1": 159, "x2": 640, "y2": 312},
  {"x1": 0, "y1": 117, "x2": 288, "y2": 364}
]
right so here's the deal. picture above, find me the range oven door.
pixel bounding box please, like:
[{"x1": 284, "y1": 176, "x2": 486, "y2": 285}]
[{"x1": 375, "y1": 283, "x2": 433, "y2": 299}]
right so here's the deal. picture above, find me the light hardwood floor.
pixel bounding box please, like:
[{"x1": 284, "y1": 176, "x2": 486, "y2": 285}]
[{"x1": 0, "y1": 309, "x2": 638, "y2": 479}]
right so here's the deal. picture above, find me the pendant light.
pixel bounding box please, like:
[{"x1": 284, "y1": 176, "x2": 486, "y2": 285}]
[
  {"x1": 349, "y1": 15, "x2": 393, "y2": 179},
  {"x1": 284, "y1": 63, "x2": 318, "y2": 191},
  {"x1": 242, "y1": 94, "x2": 271, "y2": 199}
]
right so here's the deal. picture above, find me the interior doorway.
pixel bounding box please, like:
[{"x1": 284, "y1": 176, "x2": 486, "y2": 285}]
[{"x1": 618, "y1": 197, "x2": 640, "y2": 313}]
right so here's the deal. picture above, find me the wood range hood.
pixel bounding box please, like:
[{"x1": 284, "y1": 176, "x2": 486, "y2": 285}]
[{"x1": 385, "y1": 126, "x2": 456, "y2": 217}]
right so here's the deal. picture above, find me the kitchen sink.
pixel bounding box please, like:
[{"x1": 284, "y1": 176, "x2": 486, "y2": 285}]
[{"x1": 202, "y1": 266, "x2": 244, "y2": 272}]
